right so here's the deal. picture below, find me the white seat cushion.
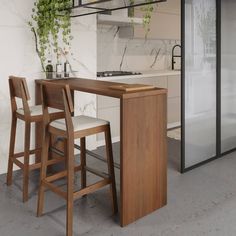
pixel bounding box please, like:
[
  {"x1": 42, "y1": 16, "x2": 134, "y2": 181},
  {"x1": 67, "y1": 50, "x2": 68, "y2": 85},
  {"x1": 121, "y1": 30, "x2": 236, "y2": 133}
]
[
  {"x1": 50, "y1": 115, "x2": 109, "y2": 131},
  {"x1": 16, "y1": 105, "x2": 62, "y2": 117}
]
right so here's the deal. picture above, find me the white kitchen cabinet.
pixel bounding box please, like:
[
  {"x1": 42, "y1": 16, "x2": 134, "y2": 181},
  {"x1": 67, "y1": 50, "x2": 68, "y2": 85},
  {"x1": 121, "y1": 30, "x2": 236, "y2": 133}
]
[
  {"x1": 97, "y1": 76, "x2": 164, "y2": 143},
  {"x1": 97, "y1": 106, "x2": 120, "y2": 143},
  {"x1": 97, "y1": 95, "x2": 119, "y2": 109},
  {"x1": 97, "y1": 74, "x2": 181, "y2": 143},
  {"x1": 168, "y1": 75, "x2": 181, "y2": 98},
  {"x1": 168, "y1": 97, "x2": 181, "y2": 124},
  {"x1": 167, "y1": 75, "x2": 181, "y2": 124}
]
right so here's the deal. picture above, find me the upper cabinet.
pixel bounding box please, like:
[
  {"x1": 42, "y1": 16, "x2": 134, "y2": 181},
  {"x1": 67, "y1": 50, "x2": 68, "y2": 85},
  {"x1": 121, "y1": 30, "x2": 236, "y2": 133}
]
[
  {"x1": 97, "y1": 13, "x2": 143, "y2": 26},
  {"x1": 119, "y1": 0, "x2": 181, "y2": 40}
]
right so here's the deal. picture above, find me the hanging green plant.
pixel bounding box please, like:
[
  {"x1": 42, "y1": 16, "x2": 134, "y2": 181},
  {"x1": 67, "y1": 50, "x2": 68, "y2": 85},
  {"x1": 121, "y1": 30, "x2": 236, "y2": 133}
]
[
  {"x1": 141, "y1": 0, "x2": 155, "y2": 36},
  {"x1": 129, "y1": 0, "x2": 156, "y2": 37},
  {"x1": 28, "y1": 0, "x2": 72, "y2": 70}
]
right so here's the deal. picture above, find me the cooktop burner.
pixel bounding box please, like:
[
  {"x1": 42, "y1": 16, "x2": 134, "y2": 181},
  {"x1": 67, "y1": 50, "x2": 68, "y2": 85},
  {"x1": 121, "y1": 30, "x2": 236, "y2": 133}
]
[{"x1": 97, "y1": 71, "x2": 142, "y2": 77}]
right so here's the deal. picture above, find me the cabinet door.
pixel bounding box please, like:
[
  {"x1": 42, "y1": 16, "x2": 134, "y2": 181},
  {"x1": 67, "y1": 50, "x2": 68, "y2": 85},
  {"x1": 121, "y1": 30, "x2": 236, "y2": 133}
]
[
  {"x1": 168, "y1": 75, "x2": 181, "y2": 98},
  {"x1": 97, "y1": 106, "x2": 120, "y2": 141},
  {"x1": 167, "y1": 75, "x2": 181, "y2": 125},
  {"x1": 97, "y1": 76, "x2": 167, "y2": 142},
  {"x1": 168, "y1": 97, "x2": 181, "y2": 124},
  {"x1": 97, "y1": 95, "x2": 119, "y2": 109}
]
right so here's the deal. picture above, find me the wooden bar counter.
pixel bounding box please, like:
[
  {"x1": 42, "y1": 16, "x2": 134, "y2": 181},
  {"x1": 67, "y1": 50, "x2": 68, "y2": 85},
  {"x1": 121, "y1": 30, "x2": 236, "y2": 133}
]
[{"x1": 35, "y1": 78, "x2": 167, "y2": 227}]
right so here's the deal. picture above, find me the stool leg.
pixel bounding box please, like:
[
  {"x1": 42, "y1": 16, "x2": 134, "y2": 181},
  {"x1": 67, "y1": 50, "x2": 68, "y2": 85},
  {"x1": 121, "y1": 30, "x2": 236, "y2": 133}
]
[
  {"x1": 105, "y1": 125, "x2": 118, "y2": 214},
  {"x1": 23, "y1": 121, "x2": 31, "y2": 202},
  {"x1": 80, "y1": 137, "x2": 86, "y2": 189},
  {"x1": 7, "y1": 116, "x2": 17, "y2": 186},
  {"x1": 37, "y1": 127, "x2": 50, "y2": 217},
  {"x1": 46, "y1": 133, "x2": 53, "y2": 174},
  {"x1": 66, "y1": 138, "x2": 74, "y2": 236}
]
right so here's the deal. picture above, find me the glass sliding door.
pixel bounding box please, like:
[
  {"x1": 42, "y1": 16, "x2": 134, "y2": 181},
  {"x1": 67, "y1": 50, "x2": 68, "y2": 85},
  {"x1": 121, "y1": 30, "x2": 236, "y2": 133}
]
[
  {"x1": 182, "y1": 0, "x2": 217, "y2": 170},
  {"x1": 221, "y1": 0, "x2": 236, "y2": 153}
]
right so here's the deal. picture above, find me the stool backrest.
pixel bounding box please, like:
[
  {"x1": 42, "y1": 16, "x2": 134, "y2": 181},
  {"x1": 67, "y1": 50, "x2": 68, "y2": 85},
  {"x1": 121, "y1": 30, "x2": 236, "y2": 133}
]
[
  {"x1": 41, "y1": 82, "x2": 74, "y2": 112},
  {"x1": 41, "y1": 82, "x2": 74, "y2": 132},
  {"x1": 9, "y1": 76, "x2": 30, "y2": 115}
]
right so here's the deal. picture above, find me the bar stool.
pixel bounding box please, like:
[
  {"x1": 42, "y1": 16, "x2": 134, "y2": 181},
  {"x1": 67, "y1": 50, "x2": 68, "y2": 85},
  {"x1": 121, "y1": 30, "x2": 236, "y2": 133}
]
[
  {"x1": 37, "y1": 82, "x2": 118, "y2": 236},
  {"x1": 7, "y1": 76, "x2": 64, "y2": 202}
]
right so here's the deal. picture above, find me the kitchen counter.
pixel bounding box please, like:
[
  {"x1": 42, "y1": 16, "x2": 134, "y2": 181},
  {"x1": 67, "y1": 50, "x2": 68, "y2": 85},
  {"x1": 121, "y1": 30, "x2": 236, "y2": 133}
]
[
  {"x1": 35, "y1": 78, "x2": 167, "y2": 227},
  {"x1": 97, "y1": 70, "x2": 181, "y2": 81}
]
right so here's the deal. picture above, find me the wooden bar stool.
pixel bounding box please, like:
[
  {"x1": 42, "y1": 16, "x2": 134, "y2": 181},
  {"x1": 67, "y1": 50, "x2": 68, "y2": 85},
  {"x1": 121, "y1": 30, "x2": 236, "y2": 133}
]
[
  {"x1": 7, "y1": 76, "x2": 64, "y2": 202},
  {"x1": 37, "y1": 82, "x2": 118, "y2": 236}
]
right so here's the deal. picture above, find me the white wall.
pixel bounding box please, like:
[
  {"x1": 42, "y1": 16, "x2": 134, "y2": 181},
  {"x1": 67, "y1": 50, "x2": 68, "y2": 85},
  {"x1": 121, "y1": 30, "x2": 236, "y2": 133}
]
[
  {"x1": 71, "y1": 16, "x2": 97, "y2": 151},
  {"x1": 97, "y1": 3, "x2": 181, "y2": 72},
  {"x1": 0, "y1": 1, "x2": 97, "y2": 174},
  {"x1": 97, "y1": 25, "x2": 180, "y2": 72},
  {"x1": 0, "y1": 0, "x2": 41, "y2": 175}
]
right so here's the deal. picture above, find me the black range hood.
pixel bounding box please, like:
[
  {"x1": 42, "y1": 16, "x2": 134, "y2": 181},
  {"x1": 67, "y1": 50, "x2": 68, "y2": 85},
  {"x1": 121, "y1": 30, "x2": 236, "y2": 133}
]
[{"x1": 65, "y1": 0, "x2": 167, "y2": 18}]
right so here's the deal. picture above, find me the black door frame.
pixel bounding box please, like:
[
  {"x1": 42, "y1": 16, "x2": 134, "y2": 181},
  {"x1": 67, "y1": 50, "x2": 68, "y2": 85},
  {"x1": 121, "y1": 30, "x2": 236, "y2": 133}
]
[{"x1": 180, "y1": 0, "x2": 236, "y2": 173}]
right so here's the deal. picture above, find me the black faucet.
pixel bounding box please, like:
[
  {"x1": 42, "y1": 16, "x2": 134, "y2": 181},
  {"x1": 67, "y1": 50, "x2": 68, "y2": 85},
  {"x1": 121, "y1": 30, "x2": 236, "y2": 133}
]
[{"x1": 172, "y1": 44, "x2": 181, "y2": 70}]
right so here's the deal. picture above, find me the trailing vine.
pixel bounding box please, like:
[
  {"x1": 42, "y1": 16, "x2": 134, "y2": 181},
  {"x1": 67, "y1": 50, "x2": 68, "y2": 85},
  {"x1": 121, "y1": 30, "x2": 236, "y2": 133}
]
[
  {"x1": 129, "y1": 0, "x2": 156, "y2": 36},
  {"x1": 29, "y1": 0, "x2": 156, "y2": 70},
  {"x1": 141, "y1": 0, "x2": 155, "y2": 36},
  {"x1": 29, "y1": 0, "x2": 72, "y2": 70}
]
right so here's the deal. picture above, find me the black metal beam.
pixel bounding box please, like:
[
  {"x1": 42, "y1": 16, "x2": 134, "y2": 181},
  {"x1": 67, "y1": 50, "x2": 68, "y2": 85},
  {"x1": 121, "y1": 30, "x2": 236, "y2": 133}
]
[
  {"x1": 83, "y1": 6, "x2": 108, "y2": 11},
  {"x1": 180, "y1": 0, "x2": 185, "y2": 173},
  {"x1": 61, "y1": 0, "x2": 167, "y2": 18},
  {"x1": 216, "y1": 0, "x2": 221, "y2": 157},
  {"x1": 68, "y1": 0, "x2": 112, "y2": 10}
]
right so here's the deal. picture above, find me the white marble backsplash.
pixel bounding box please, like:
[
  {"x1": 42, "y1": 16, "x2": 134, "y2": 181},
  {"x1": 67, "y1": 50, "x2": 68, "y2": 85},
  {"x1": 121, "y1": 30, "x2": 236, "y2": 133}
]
[
  {"x1": 0, "y1": 1, "x2": 97, "y2": 174},
  {"x1": 97, "y1": 25, "x2": 180, "y2": 72}
]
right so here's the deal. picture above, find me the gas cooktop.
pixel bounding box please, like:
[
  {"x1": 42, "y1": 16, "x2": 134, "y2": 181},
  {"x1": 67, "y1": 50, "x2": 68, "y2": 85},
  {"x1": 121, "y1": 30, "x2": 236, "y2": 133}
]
[{"x1": 97, "y1": 71, "x2": 142, "y2": 77}]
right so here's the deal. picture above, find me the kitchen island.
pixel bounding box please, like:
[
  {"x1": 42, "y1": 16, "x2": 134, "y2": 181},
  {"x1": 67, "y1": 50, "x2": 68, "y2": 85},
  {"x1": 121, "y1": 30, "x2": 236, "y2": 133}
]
[{"x1": 35, "y1": 78, "x2": 167, "y2": 227}]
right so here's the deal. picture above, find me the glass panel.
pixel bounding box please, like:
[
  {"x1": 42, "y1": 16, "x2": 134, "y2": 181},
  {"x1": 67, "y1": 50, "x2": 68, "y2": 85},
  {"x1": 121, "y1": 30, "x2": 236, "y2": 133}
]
[
  {"x1": 221, "y1": 0, "x2": 236, "y2": 153},
  {"x1": 184, "y1": 0, "x2": 217, "y2": 168}
]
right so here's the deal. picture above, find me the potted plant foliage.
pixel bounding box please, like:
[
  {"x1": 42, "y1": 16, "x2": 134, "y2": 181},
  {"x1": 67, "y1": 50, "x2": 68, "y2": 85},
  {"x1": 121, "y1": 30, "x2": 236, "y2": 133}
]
[
  {"x1": 29, "y1": 0, "x2": 72, "y2": 71},
  {"x1": 129, "y1": 0, "x2": 156, "y2": 36}
]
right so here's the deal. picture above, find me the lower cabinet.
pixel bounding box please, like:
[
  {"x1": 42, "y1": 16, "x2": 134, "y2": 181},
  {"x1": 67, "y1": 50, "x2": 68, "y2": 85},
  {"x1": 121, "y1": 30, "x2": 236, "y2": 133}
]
[
  {"x1": 168, "y1": 97, "x2": 181, "y2": 125},
  {"x1": 97, "y1": 102, "x2": 120, "y2": 144},
  {"x1": 97, "y1": 74, "x2": 181, "y2": 142},
  {"x1": 167, "y1": 75, "x2": 181, "y2": 127}
]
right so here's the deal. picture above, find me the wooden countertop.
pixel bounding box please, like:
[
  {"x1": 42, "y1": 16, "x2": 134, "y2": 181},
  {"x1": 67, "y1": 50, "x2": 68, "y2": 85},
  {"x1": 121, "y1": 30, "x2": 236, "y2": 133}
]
[{"x1": 35, "y1": 78, "x2": 167, "y2": 99}]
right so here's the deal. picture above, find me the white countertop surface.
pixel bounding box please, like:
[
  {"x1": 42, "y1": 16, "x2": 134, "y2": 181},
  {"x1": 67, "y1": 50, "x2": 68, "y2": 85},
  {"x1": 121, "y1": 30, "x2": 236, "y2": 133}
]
[{"x1": 97, "y1": 70, "x2": 181, "y2": 81}]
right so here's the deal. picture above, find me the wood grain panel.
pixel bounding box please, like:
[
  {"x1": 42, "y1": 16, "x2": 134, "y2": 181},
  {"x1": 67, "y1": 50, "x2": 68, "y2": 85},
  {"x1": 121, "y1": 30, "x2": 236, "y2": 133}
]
[
  {"x1": 120, "y1": 93, "x2": 167, "y2": 226},
  {"x1": 35, "y1": 78, "x2": 166, "y2": 99}
]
